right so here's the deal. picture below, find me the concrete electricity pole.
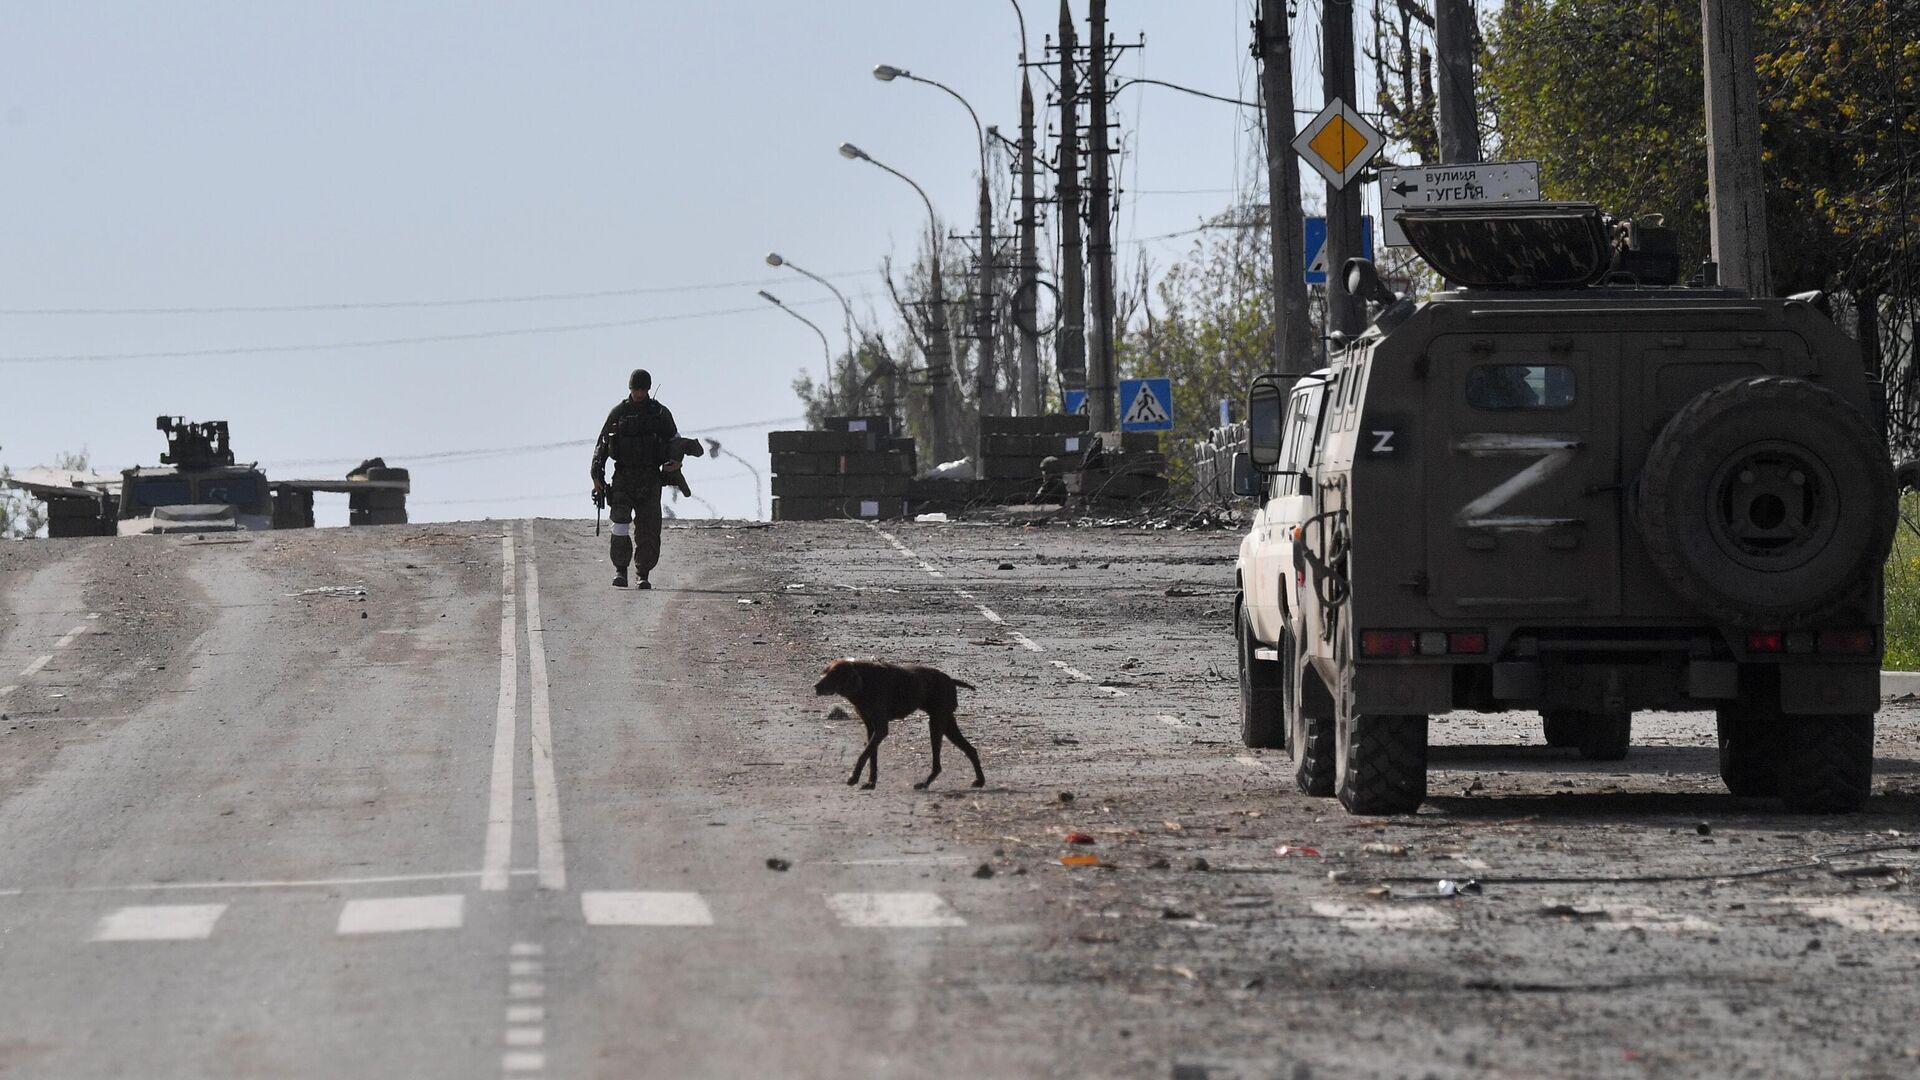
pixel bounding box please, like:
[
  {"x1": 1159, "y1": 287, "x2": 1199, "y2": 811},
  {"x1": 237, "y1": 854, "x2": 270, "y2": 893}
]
[
  {"x1": 1055, "y1": 0, "x2": 1087, "y2": 405},
  {"x1": 1323, "y1": 0, "x2": 1365, "y2": 337},
  {"x1": 1701, "y1": 0, "x2": 1771, "y2": 296},
  {"x1": 1085, "y1": 0, "x2": 1117, "y2": 432},
  {"x1": 1016, "y1": 72, "x2": 1042, "y2": 414},
  {"x1": 1435, "y1": 0, "x2": 1481, "y2": 164},
  {"x1": 1254, "y1": 1, "x2": 1314, "y2": 375}
]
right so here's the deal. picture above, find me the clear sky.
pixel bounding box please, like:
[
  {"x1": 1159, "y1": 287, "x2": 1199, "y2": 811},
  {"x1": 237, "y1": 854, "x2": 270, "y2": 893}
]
[{"x1": 1, "y1": 1, "x2": 1366, "y2": 524}]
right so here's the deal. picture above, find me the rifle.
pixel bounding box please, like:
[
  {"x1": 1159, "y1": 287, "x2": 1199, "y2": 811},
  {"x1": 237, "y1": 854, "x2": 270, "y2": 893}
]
[{"x1": 593, "y1": 486, "x2": 605, "y2": 535}]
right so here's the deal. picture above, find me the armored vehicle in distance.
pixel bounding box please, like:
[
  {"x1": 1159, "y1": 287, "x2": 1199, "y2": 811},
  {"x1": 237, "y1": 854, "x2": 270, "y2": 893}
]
[{"x1": 1235, "y1": 203, "x2": 1895, "y2": 815}]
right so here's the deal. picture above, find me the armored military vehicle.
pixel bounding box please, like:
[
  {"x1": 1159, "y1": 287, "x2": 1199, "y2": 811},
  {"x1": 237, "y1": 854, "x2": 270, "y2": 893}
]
[
  {"x1": 5, "y1": 417, "x2": 409, "y2": 535},
  {"x1": 1234, "y1": 203, "x2": 1895, "y2": 815}
]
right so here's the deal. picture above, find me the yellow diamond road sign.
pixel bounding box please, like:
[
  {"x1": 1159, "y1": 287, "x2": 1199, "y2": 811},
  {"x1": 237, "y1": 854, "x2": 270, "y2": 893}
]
[{"x1": 1292, "y1": 98, "x2": 1385, "y2": 190}]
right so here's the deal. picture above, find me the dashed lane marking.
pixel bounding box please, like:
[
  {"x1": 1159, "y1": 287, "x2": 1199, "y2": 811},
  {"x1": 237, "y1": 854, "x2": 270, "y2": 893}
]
[
  {"x1": 502, "y1": 1052, "x2": 545, "y2": 1074},
  {"x1": 581, "y1": 891, "x2": 715, "y2": 927},
  {"x1": 1775, "y1": 896, "x2": 1920, "y2": 933},
  {"x1": 827, "y1": 892, "x2": 967, "y2": 928},
  {"x1": 500, "y1": 941, "x2": 549, "y2": 1075},
  {"x1": 1309, "y1": 901, "x2": 1455, "y2": 932},
  {"x1": 53, "y1": 624, "x2": 89, "y2": 649},
  {"x1": 92, "y1": 904, "x2": 227, "y2": 942},
  {"x1": 0, "y1": 686, "x2": 14, "y2": 698},
  {"x1": 522, "y1": 550, "x2": 567, "y2": 891},
  {"x1": 18, "y1": 655, "x2": 51, "y2": 678},
  {"x1": 336, "y1": 894, "x2": 465, "y2": 935},
  {"x1": 1051, "y1": 659, "x2": 1126, "y2": 698},
  {"x1": 1009, "y1": 632, "x2": 1043, "y2": 653},
  {"x1": 1565, "y1": 899, "x2": 1717, "y2": 932},
  {"x1": 481, "y1": 533, "x2": 520, "y2": 892}
]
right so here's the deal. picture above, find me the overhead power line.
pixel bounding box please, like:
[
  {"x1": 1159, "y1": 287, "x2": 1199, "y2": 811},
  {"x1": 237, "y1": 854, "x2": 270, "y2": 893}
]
[
  {"x1": 0, "y1": 270, "x2": 871, "y2": 317},
  {"x1": 0, "y1": 296, "x2": 868, "y2": 366},
  {"x1": 265, "y1": 417, "x2": 803, "y2": 470}
]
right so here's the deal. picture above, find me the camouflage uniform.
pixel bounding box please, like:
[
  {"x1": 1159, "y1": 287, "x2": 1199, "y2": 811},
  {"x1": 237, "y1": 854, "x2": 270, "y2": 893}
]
[{"x1": 591, "y1": 392, "x2": 678, "y2": 585}]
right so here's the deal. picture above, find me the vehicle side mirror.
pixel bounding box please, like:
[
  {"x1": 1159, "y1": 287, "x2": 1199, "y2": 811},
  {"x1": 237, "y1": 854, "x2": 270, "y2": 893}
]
[
  {"x1": 1344, "y1": 257, "x2": 1398, "y2": 306},
  {"x1": 1230, "y1": 452, "x2": 1264, "y2": 498},
  {"x1": 1247, "y1": 375, "x2": 1287, "y2": 469}
]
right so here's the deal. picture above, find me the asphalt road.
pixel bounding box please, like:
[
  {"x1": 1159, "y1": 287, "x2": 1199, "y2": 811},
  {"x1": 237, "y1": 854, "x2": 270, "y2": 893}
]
[{"x1": 1, "y1": 518, "x2": 1918, "y2": 1079}]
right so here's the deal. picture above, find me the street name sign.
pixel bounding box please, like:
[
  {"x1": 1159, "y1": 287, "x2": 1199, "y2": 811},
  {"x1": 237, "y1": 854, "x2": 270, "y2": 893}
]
[
  {"x1": 1379, "y1": 160, "x2": 1541, "y2": 246},
  {"x1": 1291, "y1": 99, "x2": 1384, "y2": 190},
  {"x1": 1119, "y1": 378, "x2": 1174, "y2": 433}
]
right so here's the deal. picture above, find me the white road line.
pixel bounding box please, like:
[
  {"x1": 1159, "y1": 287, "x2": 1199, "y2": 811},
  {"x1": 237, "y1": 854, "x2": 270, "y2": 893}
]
[
  {"x1": 509, "y1": 959, "x2": 543, "y2": 976},
  {"x1": 1051, "y1": 659, "x2": 1126, "y2": 697},
  {"x1": 0, "y1": 686, "x2": 14, "y2": 699},
  {"x1": 522, "y1": 552, "x2": 566, "y2": 891},
  {"x1": 582, "y1": 890, "x2": 715, "y2": 926},
  {"x1": 1009, "y1": 632, "x2": 1043, "y2": 652},
  {"x1": 826, "y1": 892, "x2": 967, "y2": 928},
  {"x1": 1575, "y1": 901, "x2": 1716, "y2": 933},
  {"x1": 507, "y1": 1005, "x2": 545, "y2": 1024},
  {"x1": 505, "y1": 1028, "x2": 545, "y2": 1047},
  {"x1": 510, "y1": 943, "x2": 545, "y2": 957},
  {"x1": 92, "y1": 903, "x2": 227, "y2": 942},
  {"x1": 1775, "y1": 896, "x2": 1920, "y2": 933},
  {"x1": 482, "y1": 533, "x2": 520, "y2": 892},
  {"x1": 18, "y1": 655, "x2": 51, "y2": 678},
  {"x1": 53, "y1": 624, "x2": 88, "y2": 649},
  {"x1": 502, "y1": 1051, "x2": 545, "y2": 1073},
  {"x1": 508, "y1": 982, "x2": 544, "y2": 999},
  {"x1": 1309, "y1": 901, "x2": 1455, "y2": 931},
  {"x1": 336, "y1": 894, "x2": 465, "y2": 935},
  {"x1": 29, "y1": 868, "x2": 530, "y2": 896}
]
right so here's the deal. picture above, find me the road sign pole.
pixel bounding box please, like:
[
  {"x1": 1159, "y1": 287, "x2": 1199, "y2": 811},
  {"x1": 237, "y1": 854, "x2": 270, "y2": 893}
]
[
  {"x1": 1255, "y1": 0, "x2": 1314, "y2": 376},
  {"x1": 1323, "y1": 0, "x2": 1364, "y2": 337}
]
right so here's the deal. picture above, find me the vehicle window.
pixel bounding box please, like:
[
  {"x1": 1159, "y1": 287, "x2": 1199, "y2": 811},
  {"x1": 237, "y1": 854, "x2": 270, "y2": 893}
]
[
  {"x1": 129, "y1": 479, "x2": 192, "y2": 507},
  {"x1": 1465, "y1": 364, "x2": 1575, "y2": 410},
  {"x1": 199, "y1": 475, "x2": 260, "y2": 505}
]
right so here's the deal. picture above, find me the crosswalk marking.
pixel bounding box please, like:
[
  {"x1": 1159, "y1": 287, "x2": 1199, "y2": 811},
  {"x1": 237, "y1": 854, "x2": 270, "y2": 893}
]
[
  {"x1": 581, "y1": 891, "x2": 715, "y2": 926},
  {"x1": 1775, "y1": 896, "x2": 1920, "y2": 933},
  {"x1": 826, "y1": 892, "x2": 966, "y2": 928},
  {"x1": 336, "y1": 894, "x2": 465, "y2": 935},
  {"x1": 92, "y1": 903, "x2": 227, "y2": 942},
  {"x1": 1309, "y1": 901, "x2": 1455, "y2": 931},
  {"x1": 1566, "y1": 899, "x2": 1716, "y2": 932}
]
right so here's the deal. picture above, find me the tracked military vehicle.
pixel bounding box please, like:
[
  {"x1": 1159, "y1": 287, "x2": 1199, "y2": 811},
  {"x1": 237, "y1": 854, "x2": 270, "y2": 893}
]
[{"x1": 1234, "y1": 203, "x2": 1895, "y2": 815}]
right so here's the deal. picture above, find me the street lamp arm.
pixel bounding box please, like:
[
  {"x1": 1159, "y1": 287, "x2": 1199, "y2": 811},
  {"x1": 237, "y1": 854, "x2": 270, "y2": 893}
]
[
  {"x1": 863, "y1": 157, "x2": 942, "y2": 247},
  {"x1": 900, "y1": 72, "x2": 988, "y2": 175},
  {"x1": 1112, "y1": 77, "x2": 1258, "y2": 109}
]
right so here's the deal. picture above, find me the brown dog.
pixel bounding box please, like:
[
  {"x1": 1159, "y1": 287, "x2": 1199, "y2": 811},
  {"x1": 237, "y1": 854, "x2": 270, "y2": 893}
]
[{"x1": 814, "y1": 659, "x2": 984, "y2": 790}]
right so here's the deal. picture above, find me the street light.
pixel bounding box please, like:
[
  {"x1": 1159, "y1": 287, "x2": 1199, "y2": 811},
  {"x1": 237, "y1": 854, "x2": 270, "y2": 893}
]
[
  {"x1": 765, "y1": 251, "x2": 856, "y2": 380},
  {"x1": 838, "y1": 141, "x2": 958, "y2": 462},
  {"x1": 871, "y1": 64, "x2": 1000, "y2": 419},
  {"x1": 757, "y1": 289, "x2": 835, "y2": 417}
]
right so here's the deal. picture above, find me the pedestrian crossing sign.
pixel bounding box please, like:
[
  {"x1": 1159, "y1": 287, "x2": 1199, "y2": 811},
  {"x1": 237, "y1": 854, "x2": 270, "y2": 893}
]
[{"x1": 1119, "y1": 378, "x2": 1173, "y2": 432}]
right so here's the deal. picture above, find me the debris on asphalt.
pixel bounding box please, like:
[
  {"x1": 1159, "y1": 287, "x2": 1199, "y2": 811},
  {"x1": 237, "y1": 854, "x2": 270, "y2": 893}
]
[
  {"x1": 1060, "y1": 853, "x2": 1100, "y2": 867},
  {"x1": 1186, "y1": 857, "x2": 1210, "y2": 872},
  {"x1": 972, "y1": 863, "x2": 995, "y2": 879},
  {"x1": 996, "y1": 562, "x2": 1015, "y2": 570},
  {"x1": 289, "y1": 585, "x2": 367, "y2": 599},
  {"x1": 914, "y1": 512, "x2": 950, "y2": 523},
  {"x1": 1275, "y1": 845, "x2": 1321, "y2": 857},
  {"x1": 1696, "y1": 822, "x2": 1713, "y2": 836},
  {"x1": 1063, "y1": 831, "x2": 1096, "y2": 845},
  {"x1": 765, "y1": 857, "x2": 791, "y2": 872},
  {"x1": 1160, "y1": 906, "x2": 1196, "y2": 920},
  {"x1": 1436, "y1": 879, "x2": 1483, "y2": 897},
  {"x1": 1362, "y1": 842, "x2": 1409, "y2": 857},
  {"x1": 1057, "y1": 791, "x2": 1075, "y2": 804}
]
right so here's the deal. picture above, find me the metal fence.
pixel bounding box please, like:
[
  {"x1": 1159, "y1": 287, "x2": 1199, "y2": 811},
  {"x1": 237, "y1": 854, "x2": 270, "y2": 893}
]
[{"x1": 1188, "y1": 421, "x2": 1248, "y2": 504}]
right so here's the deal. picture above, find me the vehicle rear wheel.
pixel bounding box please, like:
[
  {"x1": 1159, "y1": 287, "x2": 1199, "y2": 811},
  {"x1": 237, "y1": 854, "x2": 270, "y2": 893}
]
[
  {"x1": 1290, "y1": 658, "x2": 1336, "y2": 797},
  {"x1": 1778, "y1": 713, "x2": 1873, "y2": 813},
  {"x1": 1541, "y1": 710, "x2": 1581, "y2": 748},
  {"x1": 1573, "y1": 710, "x2": 1631, "y2": 761},
  {"x1": 1335, "y1": 709, "x2": 1428, "y2": 815},
  {"x1": 1716, "y1": 703, "x2": 1783, "y2": 797},
  {"x1": 1236, "y1": 597, "x2": 1286, "y2": 749},
  {"x1": 1636, "y1": 376, "x2": 1895, "y2": 626}
]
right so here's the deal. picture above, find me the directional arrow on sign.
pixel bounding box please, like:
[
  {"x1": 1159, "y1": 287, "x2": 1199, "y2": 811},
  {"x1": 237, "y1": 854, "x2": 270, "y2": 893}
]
[{"x1": 1390, "y1": 178, "x2": 1419, "y2": 197}]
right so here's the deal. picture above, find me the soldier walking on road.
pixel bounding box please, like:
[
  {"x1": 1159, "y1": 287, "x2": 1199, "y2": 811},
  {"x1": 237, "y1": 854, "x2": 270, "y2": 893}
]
[{"x1": 591, "y1": 368, "x2": 680, "y2": 589}]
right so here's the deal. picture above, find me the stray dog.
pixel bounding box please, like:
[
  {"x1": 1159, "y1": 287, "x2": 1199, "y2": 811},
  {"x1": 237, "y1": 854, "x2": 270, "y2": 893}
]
[{"x1": 814, "y1": 659, "x2": 984, "y2": 790}]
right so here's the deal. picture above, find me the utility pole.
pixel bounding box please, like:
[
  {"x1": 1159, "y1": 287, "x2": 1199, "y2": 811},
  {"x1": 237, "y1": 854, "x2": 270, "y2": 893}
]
[
  {"x1": 974, "y1": 167, "x2": 1000, "y2": 420},
  {"x1": 1084, "y1": 0, "x2": 1117, "y2": 432},
  {"x1": 1701, "y1": 0, "x2": 1771, "y2": 296},
  {"x1": 1323, "y1": 0, "x2": 1365, "y2": 337},
  {"x1": 1254, "y1": 1, "x2": 1314, "y2": 375},
  {"x1": 1434, "y1": 0, "x2": 1481, "y2": 164},
  {"x1": 1016, "y1": 73, "x2": 1042, "y2": 414},
  {"x1": 925, "y1": 255, "x2": 959, "y2": 462},
  {"x1": 1054, "y1": 0, "x2": 1087, "y2": 407}
]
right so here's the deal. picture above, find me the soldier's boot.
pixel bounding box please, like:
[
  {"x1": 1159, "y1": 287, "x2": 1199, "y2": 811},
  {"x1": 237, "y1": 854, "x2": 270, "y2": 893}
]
[{"x1": 610, "y1": 534, "x2": 632, "y2": 588}]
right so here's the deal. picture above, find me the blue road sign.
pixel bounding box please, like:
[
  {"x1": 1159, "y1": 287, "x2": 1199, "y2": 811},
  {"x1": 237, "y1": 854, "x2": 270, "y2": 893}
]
[
  {"x1": 1303, "y1": 215, "x2": 1376, "y2": 285},
  {"x1": 1064, "y1": 390, "x2": 1088, "y2": 416},
  {"x1": 1118, "y1": 378, "x2": 1174, "y2": 432}
]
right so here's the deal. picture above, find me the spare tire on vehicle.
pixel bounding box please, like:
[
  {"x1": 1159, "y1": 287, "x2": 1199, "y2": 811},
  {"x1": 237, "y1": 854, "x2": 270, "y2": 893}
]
[{"x1": 1635, "y1": 376, "x2": 1895, "y2": 627}]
